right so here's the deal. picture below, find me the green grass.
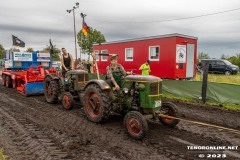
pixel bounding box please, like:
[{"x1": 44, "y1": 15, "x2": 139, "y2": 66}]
[
  {"x1": 195, "y1": 72, "x2": 240, "y2": 85},
  {"x1": 0, "y1": 149, "x2": 9, "y2": 160},
  {"x1": 163, "y1": 93, "x2": 240, "y2": 112}
]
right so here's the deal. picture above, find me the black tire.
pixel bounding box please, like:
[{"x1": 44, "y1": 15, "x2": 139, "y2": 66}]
[
  {"x1": 83, "y1": 84, "x2": 111, "y2": 123},
  {"x1": 62, "y1": 92, "x2": 73, "y2": 110},
  {"x1": 159, "y1": 102, "x2": 180, "y2": 127},
  {"x1": 124, "y1": 111, "x2": 148, "y2": 140},
  {"x1": 12, "y1": 79, "x2": 17, "y2": 89},
  {"x1": 2, "y1": 74, "x2": 6, "y2": 86},
  {"x1": 6, "y1": 76, "x2": 12, "y2": 88},
  {"x1": 44, "y1": 77, "x2": 59, "y2": 103},
  {"x1": 225, "y1": 70, "x2": 231, "y2": 75}
]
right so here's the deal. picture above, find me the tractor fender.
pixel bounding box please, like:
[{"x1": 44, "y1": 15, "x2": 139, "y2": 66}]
[
  {"x1": 84, "y1": 79, "x2": 111, "y2": 91},
  {"x1": 44, "y1": 73, "x2": 60, "y2": 81}
]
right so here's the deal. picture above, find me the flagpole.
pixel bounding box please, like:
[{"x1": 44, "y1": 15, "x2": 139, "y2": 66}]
[
  {"x1": 73, "y1": 9, "x2": 77, "y2": 60},
  {"x1": 67, "y1": 2, "x2": 79, "y2": 66},
  {"x1": 81, "y1": 12, "x2": 87, "y2": 57}
]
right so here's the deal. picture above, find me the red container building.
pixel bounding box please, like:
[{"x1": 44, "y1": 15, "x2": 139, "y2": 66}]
[{"x1": 93, "y1": 33, "x2": 198, "y2": 79}]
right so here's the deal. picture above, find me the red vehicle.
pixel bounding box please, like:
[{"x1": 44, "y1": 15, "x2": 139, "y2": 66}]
[
  {"x1": 93, "y1": 33, "x2": 198, "y2": 79},
  {"x1": 1, "y1": 51, "x2": 56, "y2": 96}
]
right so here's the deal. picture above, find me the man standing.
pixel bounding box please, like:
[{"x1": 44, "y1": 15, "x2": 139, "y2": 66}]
[
  {"x1": 139, "y1": 60, "x2": 151, "y2": 75},
  {"x1": 60, "y1": 48, "x2": 74, "y2": 78},
  {"x1": 86, "y1": 59, "x2": 92, "y2": 73}
]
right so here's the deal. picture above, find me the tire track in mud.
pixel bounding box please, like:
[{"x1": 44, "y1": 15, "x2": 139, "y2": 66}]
[
  {"x1": 0, "y1": 86, "x2": 240, "y2": 160},
  {"x1": 0, "y1": 90, "x2": 169, "y2": 160},
  {"x1": 0, "y1": 107, "x2": 70, "y2": 160}
]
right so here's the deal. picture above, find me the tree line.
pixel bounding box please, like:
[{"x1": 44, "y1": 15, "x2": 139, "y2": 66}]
[
  {"x1": 0, "y1": 27, "x2": 105, "y2": 61},
  {"x1": 198, "y1": 52, "x2": 240, "y2": 68},
  {"x1": 0, "y1": 44, "x2": 60, "y2": 61}
]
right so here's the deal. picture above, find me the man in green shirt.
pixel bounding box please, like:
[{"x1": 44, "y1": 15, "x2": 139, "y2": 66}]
[{"x1": 139, "y1": 60, "x2": 151, "y2": 75}]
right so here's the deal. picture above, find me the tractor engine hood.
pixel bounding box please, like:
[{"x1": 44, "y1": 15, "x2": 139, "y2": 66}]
[{"x1": 125, "y1": 75, "x2": 162, "y2": 83}]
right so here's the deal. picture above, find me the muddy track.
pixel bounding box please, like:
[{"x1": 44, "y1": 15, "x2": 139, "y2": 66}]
[{"x1": 0, "y1": 85, "x2": 240, "y2": 160}]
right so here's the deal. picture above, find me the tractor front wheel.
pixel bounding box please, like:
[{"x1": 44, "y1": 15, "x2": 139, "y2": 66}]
[
  {"x1": 62, "y1": 92, "x2": 73, "y2": 110},
  {"x1": 124, "y1": 111, "x2": 148, "y2": 140},
  {"x1": 159, "y1": 102, "x2": 180, "y2": 127},
  {"x1": 83, "y1": 84, "x2": 111, "y2": 123},
  {"x1": 6, "y1": 76, "x2": 12, "y2": 88},
  {"x1": 44, "y1": 77, "x2": 59, "y2": 103}
]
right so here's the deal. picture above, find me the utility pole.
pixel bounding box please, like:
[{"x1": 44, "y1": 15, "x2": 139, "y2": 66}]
[{"x1": 67, "y1": 2, "x2": 79, "y2": 60}]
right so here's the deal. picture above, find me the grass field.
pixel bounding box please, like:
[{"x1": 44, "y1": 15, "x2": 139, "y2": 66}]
[
  {"x1": 0, "y1": 149, "x2": 9, "y2": 160},
  {"x1": 195, "y1": 72, "x2": 240, "y2": 85}
]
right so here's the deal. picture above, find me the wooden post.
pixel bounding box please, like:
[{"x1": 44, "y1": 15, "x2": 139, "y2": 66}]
[{"x1": 201, "y1": 61, "x2": 209, "y2": 103}]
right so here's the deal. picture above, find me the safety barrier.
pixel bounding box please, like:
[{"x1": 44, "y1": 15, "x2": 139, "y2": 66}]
[{"x1": 162, "y1": 80, "x2": 240, "y2": 105}]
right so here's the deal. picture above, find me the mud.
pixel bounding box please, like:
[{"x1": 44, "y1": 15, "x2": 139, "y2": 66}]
[{"x1": 0, "y1": 84, "x2": 239, "y2": 160}]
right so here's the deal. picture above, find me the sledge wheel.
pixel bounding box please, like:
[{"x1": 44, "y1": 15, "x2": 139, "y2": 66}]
[
  {"x1": 124, "y1": 111, "x2": 148, "y2": 140},
  {"x1": 2, "y1": 74, "x2": 6, "y2": 86},
  {"x1": 12, "y1": 79, "x2": 17, "y2": 89},
  {"x1": 62, "y1": 92, "x2": 73, "y2": 110},
  {"x1": 159, "y1": 102, "x2": 180, "y2": 127},
  {"x1": 6, "y1": 76, "x2": 12, "y2": 88},
  {"x1": 84, "y1": 84, "x2": 111, "y2": 123}
]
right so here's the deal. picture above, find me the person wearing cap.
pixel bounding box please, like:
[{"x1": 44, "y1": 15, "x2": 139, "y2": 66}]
[
  {"x1": 106, "y1": 55, "x2": 131, "y2": 90},
  {"x1": 139, "y1": 60, "x2": 151, "y2": 75}
]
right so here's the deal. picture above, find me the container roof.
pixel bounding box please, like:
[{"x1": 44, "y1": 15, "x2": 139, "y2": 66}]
[{"x1": 94, "y1": 33, "x2": 198, "y2": 45}]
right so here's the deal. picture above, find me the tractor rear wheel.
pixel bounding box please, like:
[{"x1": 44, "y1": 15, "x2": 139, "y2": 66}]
[
  {"x1": 159, "y1": 102, "x2": 179, "y2": 127},
  {"x1": 124, "y1": 111, "x2": 148, "y2": 140},
  {"x1": 44, "y1": 77, "x2": 59, "y2": 103},
  {"x1": 6, "y1": 76, "x2": 12, "y2": 88},
  {"x1": 62, "y1": 92, "x2": 73, "y2": 110},
  {"x1": 83, "y1": 84, "x2": 111, "y2": 123},
  {"x1": 2, "y1": 74, "x2": 6, "y2": 86}
]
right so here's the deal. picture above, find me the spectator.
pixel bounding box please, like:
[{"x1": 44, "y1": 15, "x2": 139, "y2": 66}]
[{"x1": 139, "y1": 60, "x2": 151, "y2": 75}]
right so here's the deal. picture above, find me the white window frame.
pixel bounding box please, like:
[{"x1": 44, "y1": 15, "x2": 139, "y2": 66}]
[
  {"x1": 94, "y1": 50, "x2": 100, "y2": 61},
  {"x1": 149, "y1": 46, "x2": 160, "y2": 61},
  {"x1": 125, "y1": 48, "x2": 133, "y2": 61},
  {"x1": 101, "y1": 50, "x2": 108, "y2": 61}
]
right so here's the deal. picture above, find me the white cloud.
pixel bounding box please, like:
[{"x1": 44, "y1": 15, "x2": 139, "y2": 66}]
[{"x1": 0, "y1": 0, "x2": 240, "y2": 59}]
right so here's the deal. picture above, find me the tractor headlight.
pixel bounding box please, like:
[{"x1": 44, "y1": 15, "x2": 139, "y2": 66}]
[{"x1": 122, "y1": 88, "x2": 129, "y2": 94}]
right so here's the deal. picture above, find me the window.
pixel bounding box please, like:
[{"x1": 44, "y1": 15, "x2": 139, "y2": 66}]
[
  {"x1": 149, "y1": 46, "x2": 160, "y2": 61},
  {"x1": 125, "y1": 48, "x2": 133, "y2": 61},
  {"x1": 94, "y1": 50, "x2": 99, "y2": 61},
  {"x1": 101, "y1": 50, "x2": 108, "y2": 61}
]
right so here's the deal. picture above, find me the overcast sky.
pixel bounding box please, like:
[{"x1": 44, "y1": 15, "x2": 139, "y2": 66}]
[{"x1": 0, "y1": 0, "x2": 240, "y2": 59}]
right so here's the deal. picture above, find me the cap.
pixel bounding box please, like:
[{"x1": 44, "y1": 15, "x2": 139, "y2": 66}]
[
  {"x1": 110, "y1": 54, "x2": 118, "y2": 61},
  {"x1": 147, "y1": 60, "x2": 150, "y2": 64}
]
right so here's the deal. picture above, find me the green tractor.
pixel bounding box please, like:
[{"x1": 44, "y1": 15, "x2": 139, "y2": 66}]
[
  {"x1": 44, "y1": 70, "x2": 180, "y2": 140},
  {"x1": 44, "y1": 70, "x2": 89, "y2": 109}
]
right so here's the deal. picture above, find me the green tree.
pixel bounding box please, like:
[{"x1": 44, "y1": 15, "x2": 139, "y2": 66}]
[
  {"x1": 220, "y1": 54, "x2": 229, "y2": 60},
  {"x1": 25, "y1": 48, "x2": 34, "y2": 52},
  {"x1": 228, "y1": 54, "x2": 240, "y2": 68},
  {"x1": 77, "y1": 27, "x2": 106, "y2": 55},
  {"x1": 10, "y1": 48, "x2": 20, "y2": 52},
  {"x1": 0, "y1": 44, "x2": 5, "y2": 59},
  {"x1": 40, "y1": 46, "x2": 60, "y2": 61},
  {"x1": 197, "y1": 52, "x2": 210, "y2": 62}
]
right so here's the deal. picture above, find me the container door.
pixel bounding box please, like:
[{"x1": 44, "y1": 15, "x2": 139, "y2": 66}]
[{"x1": 186, "y1": 44, "x2": 194, "y2": 78}]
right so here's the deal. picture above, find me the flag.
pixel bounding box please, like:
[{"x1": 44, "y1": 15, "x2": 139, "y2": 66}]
[
  {"x1": 49, "y1": 39, "x2": 54, "y2": 54},
  {"x1": 82, "y1": 21, "x2": 89, "y2": 36},
  {"x1": 12, "y1": 35, "x2": 25, "y2": 47}
]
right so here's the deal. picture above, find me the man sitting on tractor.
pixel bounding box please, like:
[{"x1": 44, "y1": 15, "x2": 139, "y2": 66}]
[{"x1": 106, "y1": 55, "x2": 131, "y2": 90}]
